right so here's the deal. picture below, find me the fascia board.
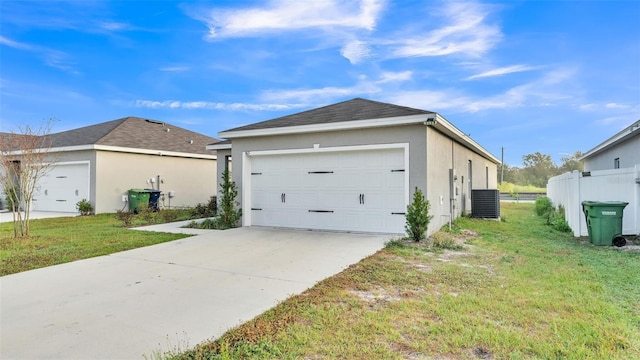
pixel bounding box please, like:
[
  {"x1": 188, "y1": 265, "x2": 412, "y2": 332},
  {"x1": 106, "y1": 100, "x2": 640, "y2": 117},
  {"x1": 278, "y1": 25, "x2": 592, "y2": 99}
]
[
  {"x1": 579, "y1": 124, "x2": 640, "y2": 160},
  {"x1": 433, "y1": 114, "x2": 501, "y2": 164},
  {"x1": 21, "y1": 144, "x2": 217, "y2": 160},
  {"x1": 218, "y1": 114, "x2": 434, "y2": 139},
  {"x1": 206, "y1": 143, "x2": 232, "y2": 151}
]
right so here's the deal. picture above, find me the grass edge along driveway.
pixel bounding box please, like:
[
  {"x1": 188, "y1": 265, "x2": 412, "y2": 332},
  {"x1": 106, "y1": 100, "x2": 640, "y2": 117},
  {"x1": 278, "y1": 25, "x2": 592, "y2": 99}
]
[
  {"x1": 164, "y1": 202, "x2": 639, "y2": 360},
  {"x1": 0, "y1": 214, "x2": 190, "y2": 276}
]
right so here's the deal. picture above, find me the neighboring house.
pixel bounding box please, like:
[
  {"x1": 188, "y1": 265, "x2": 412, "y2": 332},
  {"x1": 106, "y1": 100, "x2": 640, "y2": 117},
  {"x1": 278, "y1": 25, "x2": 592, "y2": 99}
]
[
  {"x1": 547, "y1": 119, "x2": 640, "y2": 237},
  {"x1": 2, "y1": 117, "x2": 218, "y2": 213},
  {"x1": 208, "y1": 98, "x2": 499, "y2": 235},
  {"x1": 580, "y1": 119, "x2": 640, "y2": 171}
]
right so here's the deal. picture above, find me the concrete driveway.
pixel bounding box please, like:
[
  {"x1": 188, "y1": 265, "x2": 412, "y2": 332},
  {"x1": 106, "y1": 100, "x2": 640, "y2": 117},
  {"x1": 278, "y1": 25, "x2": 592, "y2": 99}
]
[
  {"x1": 0, "y1": 227, "x2": 391, "y2": 359},
  {"x1": 0, "y1": 211, "x2": 79, "y2": 223}
]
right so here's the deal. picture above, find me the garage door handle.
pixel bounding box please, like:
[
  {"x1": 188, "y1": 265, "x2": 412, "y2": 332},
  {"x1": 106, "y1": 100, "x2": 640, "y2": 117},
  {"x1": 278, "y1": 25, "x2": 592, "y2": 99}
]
[
  {"x1": 359, "y1": 193, "x2": 365, "y2": 204},
  {"x1": 308, "y1": 210, "x2": 334, "y2": 213},
  {"x1": 391, "y1": 212, "x2": 406, "y2": 215},
  {"x1": 281, "y1": 193, "x2": 286, "y2": 203}
]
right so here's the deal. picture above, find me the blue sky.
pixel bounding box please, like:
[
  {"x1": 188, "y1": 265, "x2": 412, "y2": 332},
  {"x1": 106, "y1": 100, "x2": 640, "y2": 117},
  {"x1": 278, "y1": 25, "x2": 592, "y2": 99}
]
[{"x1": 1, "y1": 0, "x2": 638, "y2": 166}]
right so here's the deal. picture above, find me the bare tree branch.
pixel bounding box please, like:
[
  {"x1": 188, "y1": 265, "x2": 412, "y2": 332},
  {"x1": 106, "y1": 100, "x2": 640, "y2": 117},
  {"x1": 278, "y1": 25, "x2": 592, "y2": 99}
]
[{"x1": 0, "y1": 120, "x2": 56, "y2": 237}]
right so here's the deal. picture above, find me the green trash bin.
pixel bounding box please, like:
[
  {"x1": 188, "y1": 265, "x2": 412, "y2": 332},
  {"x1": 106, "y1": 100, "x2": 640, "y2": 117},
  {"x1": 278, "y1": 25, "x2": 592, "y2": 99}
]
[
  {"x1": 128, "y1": 189, "x2": 151, "y2": 214},
  {"x1": 582, "y1": 201, "x2": 628, "y2": 246}
]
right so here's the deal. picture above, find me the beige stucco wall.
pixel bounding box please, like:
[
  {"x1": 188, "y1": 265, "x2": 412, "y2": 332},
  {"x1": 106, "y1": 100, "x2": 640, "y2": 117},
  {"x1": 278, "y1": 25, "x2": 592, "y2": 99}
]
[
  {"x1": 224, "y1": 124, "x2": 498, "y2": 236},
  {"x1": 94, "y1": 151, "x2": 217, "y2": 213}
]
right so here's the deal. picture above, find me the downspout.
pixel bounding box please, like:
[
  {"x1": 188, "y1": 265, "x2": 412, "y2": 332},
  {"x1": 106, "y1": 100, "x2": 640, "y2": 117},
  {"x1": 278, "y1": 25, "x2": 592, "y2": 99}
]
[{"x1": 450, "y1": 140, "x2": 454, "y2": 230}]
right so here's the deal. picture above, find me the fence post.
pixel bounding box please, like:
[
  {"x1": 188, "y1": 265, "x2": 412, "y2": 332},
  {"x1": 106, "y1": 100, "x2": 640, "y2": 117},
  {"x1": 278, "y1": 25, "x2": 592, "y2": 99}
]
[
  {"x1": 635, "y1": 164, "x2": 640, "y2": 235},
  {"x1": 572, "y1": 170, "x2": 582, "y2": 237}
]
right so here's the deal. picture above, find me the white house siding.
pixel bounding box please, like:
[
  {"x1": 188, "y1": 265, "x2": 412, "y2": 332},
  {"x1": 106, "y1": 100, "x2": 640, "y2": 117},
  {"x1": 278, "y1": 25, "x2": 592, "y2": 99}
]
[{"x1": 584, "y1": 136, "x2": 640, "y2": 171}]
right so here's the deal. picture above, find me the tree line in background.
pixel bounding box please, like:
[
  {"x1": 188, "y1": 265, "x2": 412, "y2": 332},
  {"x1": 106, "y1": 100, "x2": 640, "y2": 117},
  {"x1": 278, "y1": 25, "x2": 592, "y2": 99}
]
[{"x1": 498, "y1": 151, "x2": 584, "y2": 189}]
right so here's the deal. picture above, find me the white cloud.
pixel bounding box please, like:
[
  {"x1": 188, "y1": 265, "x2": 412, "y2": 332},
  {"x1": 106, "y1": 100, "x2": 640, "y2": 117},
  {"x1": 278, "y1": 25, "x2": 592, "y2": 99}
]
[
  {"x1": 341, "y1": 40, "x2": 371, "y2": 64},
  {"x1": 387, "y1": 67, "x2": 578, "y2": 113},
  {"x1": 386, "y1": 89, "x2": 471, "y2": 112},
  {"x1": 159, "y1": 66, "x2": 190, "y2": 72},
  {"x1": 466, "y1": 65, "x2": 537, "y2": 80},
  {"x1": 134, "y1": 99, "x2": 304, "y2": 111},
  {"x1": 605, "y1": 102, "x2": 628, "y2": 109},
  {"x1": 261, "y1": 86, "x2": 370, "y2": 103},
  {"x1": 257, "y1": 71, "x2": 410, "y2": 103},
  {"x1": 199, "y1": 0, "x2": 384, "y2": 39},
  {"x1": 97, "y1": 21, "x2": 131, "y2": 31},
  {"x1": 390, "y1": 1, "x2": 501, "y2": 58},
  {"x1": 377, "y1": 71, "x2": 413, "y2": 83},
  {"x1": 0, "y1": 36, "x2": 78, "y2": 74},
  {"x1": 0, "y1": 36, "x2": 33, "y2": 50}
]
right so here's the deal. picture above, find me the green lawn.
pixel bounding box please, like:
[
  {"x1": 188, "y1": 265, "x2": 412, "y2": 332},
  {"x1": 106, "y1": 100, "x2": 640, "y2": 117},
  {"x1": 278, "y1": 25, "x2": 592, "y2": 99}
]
[
  {"x1": 168, "y1": 203, "x2": 639, "y2": 359},
  {"x1": 0, "y1": 214, "x2": 190, "y2": 276}
]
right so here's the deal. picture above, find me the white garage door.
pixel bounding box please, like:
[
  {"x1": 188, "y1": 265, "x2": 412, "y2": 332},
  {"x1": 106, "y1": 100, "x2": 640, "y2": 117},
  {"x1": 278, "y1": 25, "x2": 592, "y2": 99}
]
[
  {"x1": 249, "y1": 148, "x2": 406, "y2": 233},
  {"x1": 32, "y1": 162, "x2": 89, "y2": 212}
]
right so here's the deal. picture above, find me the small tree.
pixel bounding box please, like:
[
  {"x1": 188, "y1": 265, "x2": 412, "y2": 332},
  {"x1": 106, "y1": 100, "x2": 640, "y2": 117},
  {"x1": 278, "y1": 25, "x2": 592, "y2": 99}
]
[
  {"x1": 405, "y1": 187, "x2": 433, "y2": 242},
  {"x1": 218, "y1": 168, "x2": 242, "y2": 229},
  {"x1": 0, "y1": 122, "x2": 55, "y2": 237}
]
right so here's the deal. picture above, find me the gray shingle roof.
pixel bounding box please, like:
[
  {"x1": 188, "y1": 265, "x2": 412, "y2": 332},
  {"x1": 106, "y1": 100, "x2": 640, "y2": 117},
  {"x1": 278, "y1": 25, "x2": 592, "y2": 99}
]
[
  {"x1": 46, "y1": 117, "x2": 218, "y2": 155},
  {"x1": 224, "y1": 98, "x2": 433, "y2": 132}
]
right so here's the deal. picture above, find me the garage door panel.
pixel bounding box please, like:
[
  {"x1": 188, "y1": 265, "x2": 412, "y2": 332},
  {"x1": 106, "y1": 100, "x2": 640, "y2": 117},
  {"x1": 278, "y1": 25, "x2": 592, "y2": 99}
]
[
  {"x1": 32, "y1": 163, "x2": 89, "y2": 212},
  {"x1": 249, "y1": 148, "x2": 406, "y2": 234}
]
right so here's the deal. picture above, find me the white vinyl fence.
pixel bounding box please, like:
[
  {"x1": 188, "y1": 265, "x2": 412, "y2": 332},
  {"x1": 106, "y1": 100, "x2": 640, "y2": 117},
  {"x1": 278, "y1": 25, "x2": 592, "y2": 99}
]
[{"x1": 547, "y1": 165, "x2": 640, "y2": 237}]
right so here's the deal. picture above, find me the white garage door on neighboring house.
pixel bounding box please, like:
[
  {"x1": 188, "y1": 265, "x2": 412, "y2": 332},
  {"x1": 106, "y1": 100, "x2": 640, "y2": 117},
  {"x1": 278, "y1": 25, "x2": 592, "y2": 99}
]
[
  {"x1": 32, "y1": 162, "x2": 90, "y2": 212},
  {"x1": 248, "y1": 146, "x2": 408, "y2": 234}
]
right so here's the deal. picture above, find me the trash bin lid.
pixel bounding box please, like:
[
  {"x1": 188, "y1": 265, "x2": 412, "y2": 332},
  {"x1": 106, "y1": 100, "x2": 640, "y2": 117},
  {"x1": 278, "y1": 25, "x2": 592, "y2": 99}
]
[
  {"x1": 581, "y1": 201, "x2": 628, "y2": 208},
  {"x1": 129, "y1": 188, "x2": 151, "y2": 193}
]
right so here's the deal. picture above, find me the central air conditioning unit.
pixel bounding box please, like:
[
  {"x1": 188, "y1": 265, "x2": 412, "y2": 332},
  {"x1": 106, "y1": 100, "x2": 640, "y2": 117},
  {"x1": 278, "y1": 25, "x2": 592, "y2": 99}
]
[{"x1": 471, "y1": 189, "x2": 500, "y2": 219}]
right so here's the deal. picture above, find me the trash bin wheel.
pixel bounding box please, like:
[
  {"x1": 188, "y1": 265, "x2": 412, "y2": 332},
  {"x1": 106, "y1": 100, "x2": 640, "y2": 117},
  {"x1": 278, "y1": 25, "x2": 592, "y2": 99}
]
[{"x1": 613, "y1": 236, "x2": 626, "y2": 247}]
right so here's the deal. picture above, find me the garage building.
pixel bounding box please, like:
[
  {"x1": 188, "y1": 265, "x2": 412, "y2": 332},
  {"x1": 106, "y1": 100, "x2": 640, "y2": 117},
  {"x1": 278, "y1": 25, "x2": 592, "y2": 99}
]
[
  {"x1": 209, "y1": 98, "x2": 499, "y2": 235},
  {"x1": 2, "y1": 117, "x2": 218, "y2": 214}
]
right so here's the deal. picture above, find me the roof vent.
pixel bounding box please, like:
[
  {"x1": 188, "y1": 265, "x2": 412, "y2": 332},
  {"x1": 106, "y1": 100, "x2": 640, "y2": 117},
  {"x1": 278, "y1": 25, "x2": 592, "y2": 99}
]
[{"x1": 145, "y1": 119, "x2": 164, "y2": 125}]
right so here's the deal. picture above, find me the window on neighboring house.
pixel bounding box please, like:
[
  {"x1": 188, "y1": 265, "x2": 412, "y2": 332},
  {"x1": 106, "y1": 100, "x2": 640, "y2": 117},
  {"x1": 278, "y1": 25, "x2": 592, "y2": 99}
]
[
  {"x1": 614, "y1": 157, "x2": 620, "y2": 169},
  {"x1": 225, "y1": 155, "x2": 232, "y2": 172}
]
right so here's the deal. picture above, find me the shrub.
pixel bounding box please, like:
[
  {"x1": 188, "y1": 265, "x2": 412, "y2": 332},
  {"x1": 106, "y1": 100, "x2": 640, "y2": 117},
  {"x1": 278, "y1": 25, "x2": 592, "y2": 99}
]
[
  {"x1": 191, "y1": 196, "x2": 218, "y2": 218},
  {"x1": 553, "y1": 217, "x2": 572, "y2": 233},
  {"x1": 218, "y1": 169, "x2": 242, "y2": 229},
  {"x1": 116, "y1": 210, "x2": 135, "y2": 227},
  {"x1": 385, "y1": 238, "x2": 411, "y2": 249},
  {"x1": 183, "y1": 217, "x2": 220, "y2": 229},
  {"x1": 140, "y1": 205, "x2": 158, "y2": 224},
  {"x1": 430, "y1": 232, "x2": 464, "y2": 250},
  {"x1": 160, "y1": 209, "x2": 178, "y2": 223},
  {"x1": 405, "y1": 187, "x2": 433, "y2": 242},
  {"x1": 535, "y1": 199, "x2": 572, "y2": 233},
  {"x1": 535, "y1": 196, "x2": 554, "y2": 216},
  {"x1": 76, "y1": 199, "x2": 93, "y2": 216}
]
